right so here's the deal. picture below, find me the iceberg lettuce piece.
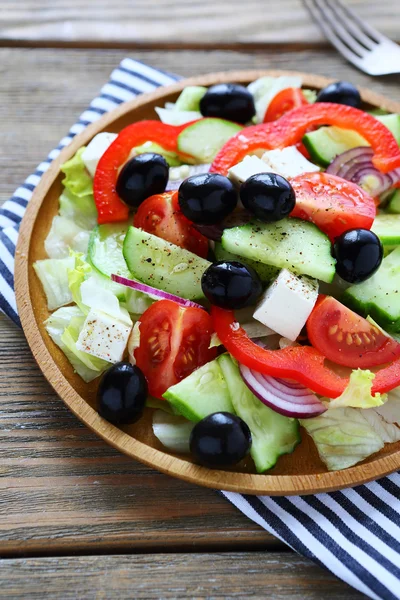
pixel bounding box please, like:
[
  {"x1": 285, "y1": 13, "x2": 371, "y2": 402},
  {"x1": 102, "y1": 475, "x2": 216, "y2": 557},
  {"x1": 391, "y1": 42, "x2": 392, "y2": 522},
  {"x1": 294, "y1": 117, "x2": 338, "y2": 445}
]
[
  {"x1": 44, "y1": 215, "x2": 91, "y2": 259},
  {"x1": 362, "y1": 409, "x2": 400, "y2": 444},
  {"x1": 79, "y1": 277, "x2": 132, "y2": 325},
  {"x1": 33, "y1": 256, "x2": 74, "y2": 310},
  {"x1": 45, "y1": 306, "x2": 109, "y2": 382},
  {"x1": 68, "y1": 253, "x2": 93, "y2": 313},
  {"x1": 374, "y1": 386, "x2": 400, "y2": 425},
  {"x1": 152, "y1": 410, "x2": 194, "y2": 453},
  {"x1": 155, "y1": 106, "x2": 202, "y2": 126},
  {"x1": 247, "y1": 75, "x2": 302, "y2": 123},
  {"x1": 301, "y1": 408, "x2": 384, "y2": 470},
  {"x1": 327, "y1": 369, "x2": 387, "y2": 410},
  {"x1": 59, "y1": 147, "x2": 98, "y2": 230}
]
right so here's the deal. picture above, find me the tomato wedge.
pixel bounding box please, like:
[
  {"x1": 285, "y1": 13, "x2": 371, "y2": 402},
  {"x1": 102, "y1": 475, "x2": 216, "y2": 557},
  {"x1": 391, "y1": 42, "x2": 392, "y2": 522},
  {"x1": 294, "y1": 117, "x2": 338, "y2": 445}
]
[
  {"x1": 135, "y1": 300, "x2": 216, "y2": 399},
  {"x1": 307, "y1": 296, "x2": 400, "y2": 369},
  {"x1": 133, "y1": 191, "x2": 209, "y2": 258},
  {"x1": 211, "y1": 306, "x2": 400, "y2": 398},
  {"x1": 290, "y1": 172, "x2": 376, "y2": 240},
  {"x1": 93, "y1": 120, "x2": 198, "y2": 224},
  {"x1": 264, "y1": 88, "x2": 308, "y2": 122},
  {"x1": 211, "y1": 103, "x2": 400, "y2": 175}
]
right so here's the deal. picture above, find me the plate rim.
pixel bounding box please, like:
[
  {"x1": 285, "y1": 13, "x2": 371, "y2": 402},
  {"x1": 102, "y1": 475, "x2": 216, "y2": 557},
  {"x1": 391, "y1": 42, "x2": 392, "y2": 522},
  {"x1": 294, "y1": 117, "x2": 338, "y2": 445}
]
[{"x1": 15, "y1": 69, "x2": 400, "y2": 495}]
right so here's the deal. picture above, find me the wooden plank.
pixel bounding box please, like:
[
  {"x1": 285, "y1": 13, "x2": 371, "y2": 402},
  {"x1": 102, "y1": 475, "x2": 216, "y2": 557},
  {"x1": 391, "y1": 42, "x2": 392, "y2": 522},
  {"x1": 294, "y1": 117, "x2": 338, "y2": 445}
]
[
  {"x1": 0, "y1": 553, "x2": 367, "y2": 599},
  {"x1": 0, "y1": 313, "x2": 276, "y2": 555},
  {"x1": 2, "y1": 45, "x2": 400, "y2": 209},
  {"x1": 0, "y1": 0, "x2": 399, "y2": 46}
]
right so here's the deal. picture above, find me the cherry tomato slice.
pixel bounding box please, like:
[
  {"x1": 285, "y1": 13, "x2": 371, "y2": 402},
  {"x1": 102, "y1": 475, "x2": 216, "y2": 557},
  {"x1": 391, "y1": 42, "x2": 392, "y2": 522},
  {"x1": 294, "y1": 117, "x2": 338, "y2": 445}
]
[
  {"x1": 307, "y1": 296, "x2": 400, "y2": 369},
  {"x1": 133, "y1": 191, "x2": 209, "y2": 258},
  {"x1": 264, "y1": 88, "x2": 308, "y2": 122},
  {"x1": 290, "y1": 172, "x2": 376, "y2": 241},
  {"x1": 134, "y1": 300, "x2": 216, "y2": 399}
]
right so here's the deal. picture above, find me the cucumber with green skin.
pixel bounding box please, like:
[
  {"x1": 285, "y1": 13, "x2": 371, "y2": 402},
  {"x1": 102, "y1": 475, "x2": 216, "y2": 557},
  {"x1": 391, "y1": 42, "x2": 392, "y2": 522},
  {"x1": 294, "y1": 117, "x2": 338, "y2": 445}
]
[
  {"x1": 218, "y1": 354, "x2": 300, "y2": 473},
  {"x1": 123, "y1": 226, "x2": 210, "y2": 301},
  {"x1": 214, "y1": 242, "x2": 279, "y2": 283},
  {"x1": 371, "y1": 214, "x2": 400, "y2": 247},
  {"x1": 177, "y1": 118, "x2": 242, "y2": 163},
  {"x1": 163, "y1": 359, "x2": 234, "y2": 421},
  {"x1": 221, "y1": 218, "x2": 336, "y2": 283},
  {"x1": 342, "y1": 245, "x2": 400, "y2": 333},
  {"x1": 303, "y1": 114, "x2": 400, "y2": 167},
  {"x1": 386, "y1": 190, "x2": 400, "y2": 215}
]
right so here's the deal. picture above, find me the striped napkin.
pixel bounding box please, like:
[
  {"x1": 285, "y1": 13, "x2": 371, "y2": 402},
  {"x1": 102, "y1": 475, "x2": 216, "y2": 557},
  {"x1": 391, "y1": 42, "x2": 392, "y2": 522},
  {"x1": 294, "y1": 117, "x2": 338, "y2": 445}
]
[{"x1": 1, "y1": 58, "x2": 400, "y2": 600}]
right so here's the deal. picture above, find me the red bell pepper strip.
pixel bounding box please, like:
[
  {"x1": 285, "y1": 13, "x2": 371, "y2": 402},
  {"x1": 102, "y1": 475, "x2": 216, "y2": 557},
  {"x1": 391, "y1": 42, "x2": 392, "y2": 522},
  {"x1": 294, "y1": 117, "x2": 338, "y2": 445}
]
[
  {"x1": 211, "y1": 306, "x2": 400, "y2": 398},
  {"x1": 93, "y1": 120, "x2": 198, "y2": 224},
  {"x1": 211, "y1": 103, "x2": 400, "y2": 176}
]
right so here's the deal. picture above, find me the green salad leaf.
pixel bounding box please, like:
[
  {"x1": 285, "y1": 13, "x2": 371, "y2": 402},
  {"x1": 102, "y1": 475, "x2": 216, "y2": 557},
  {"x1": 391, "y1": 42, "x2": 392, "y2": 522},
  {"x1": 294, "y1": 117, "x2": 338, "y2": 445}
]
[
  {"x1": 327, "y1": 369, "x2": 387, "y2": 410},
  {"x1": 59, "y1": 148, "x2": 97, "y2": 230}
]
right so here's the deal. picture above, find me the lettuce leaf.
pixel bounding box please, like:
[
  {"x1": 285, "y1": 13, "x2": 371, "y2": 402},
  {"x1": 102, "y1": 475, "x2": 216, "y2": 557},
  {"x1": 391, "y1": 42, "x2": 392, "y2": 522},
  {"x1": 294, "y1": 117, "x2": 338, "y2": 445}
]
[
  {"x1": 68, "y1": 253, "x2": 93, "y2": 313},
  {"x1": 59, "y1": 148, "x2": 98, "y2": 230},
  {"x1": 45, "y1": 306, "x2": 109, "y2": 382},
  {"x1": 44, "y1": 215, "x2": 91, "y2": 259},
  {"x1": 33, "y1": 256, "x2": 74, "y2": 310},
  {"x1": 327, "y1": 369, "x2": 387, "y2": 409},
  {"x1": 301, "y1": 408, "x2": 384, "y2": 470}
]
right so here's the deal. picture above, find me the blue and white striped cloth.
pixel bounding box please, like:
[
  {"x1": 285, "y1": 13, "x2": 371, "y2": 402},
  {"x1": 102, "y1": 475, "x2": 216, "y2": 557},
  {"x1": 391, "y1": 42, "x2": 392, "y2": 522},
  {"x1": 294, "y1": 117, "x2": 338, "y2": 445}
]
[{"x1": 1, "y1": 58, "x2": 400, "y2": 600}]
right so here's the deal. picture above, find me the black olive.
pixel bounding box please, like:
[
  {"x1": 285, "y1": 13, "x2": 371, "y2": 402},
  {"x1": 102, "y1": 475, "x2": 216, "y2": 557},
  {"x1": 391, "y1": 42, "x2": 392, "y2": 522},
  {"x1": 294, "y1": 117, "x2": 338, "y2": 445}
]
[
  {"x1": 201, "y1": 260, "x2": 263, "y2": 310},
  {"x1": 178, "y1": 173, "x2": 238, "y2": 225},
  {"x1": 333, "y1": 228, "x2": 383, "y2": 283},
  {"x1": 200, "y1": 83, "x2": 256, "y2": 124},
  {"x1": 116, "y1": 152, "x2": 169, "y2": 208},
  {"x1": 240, "y1": 173, "x2": 296, "y2": 222},
  {"x1": 189, "y1": 412, "x2": 252, "y2": 468},
  {"x1": 316, "y1": 81, "x2": 361, "y2": 108},
  {"x1": 97, "y1": 362, "x2": 148, "y2": 425}
]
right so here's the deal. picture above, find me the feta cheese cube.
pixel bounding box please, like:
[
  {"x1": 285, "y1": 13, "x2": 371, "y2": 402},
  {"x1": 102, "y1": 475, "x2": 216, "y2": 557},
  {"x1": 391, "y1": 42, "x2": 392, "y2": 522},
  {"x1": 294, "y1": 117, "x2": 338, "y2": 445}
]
[
  {"x1": 81, "y1": 132, "x2": 118, "y2": 177},
  {"x1": 228, "y1": 155, "x2": 272, "y2": 185},
  {"x1": 253, "y1": 269, "x2": 318, "y2": 341},
  {"x1": 76, "y1": 308, "x2": 132, "y2": 363},
  {"x1": 262, "y1": 146, "x2": 320, "y2": 180}
]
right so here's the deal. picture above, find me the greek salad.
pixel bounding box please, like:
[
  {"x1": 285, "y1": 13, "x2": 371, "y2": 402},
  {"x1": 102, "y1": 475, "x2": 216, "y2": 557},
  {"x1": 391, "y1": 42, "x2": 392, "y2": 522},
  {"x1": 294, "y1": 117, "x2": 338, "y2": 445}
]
[{"x1": 35, "y1": 76, "x2": 400, "y2": 473}]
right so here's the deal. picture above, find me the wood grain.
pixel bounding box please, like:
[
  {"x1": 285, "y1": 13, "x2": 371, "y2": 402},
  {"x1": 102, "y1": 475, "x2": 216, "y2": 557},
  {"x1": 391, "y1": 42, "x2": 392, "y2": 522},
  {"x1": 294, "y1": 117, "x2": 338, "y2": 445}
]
[
  {"x1": 14, "y1": 68, "x2": 400, "y2": 495},
  {"x1": 0, "y1": 553, "x2": 367, "y2": 599},
  {"x1": 0, "y1": 0, "x2": 398, "y2": 46},
  {"x1": 0, "y1": 313, "x2": 276, "y2": 556}
]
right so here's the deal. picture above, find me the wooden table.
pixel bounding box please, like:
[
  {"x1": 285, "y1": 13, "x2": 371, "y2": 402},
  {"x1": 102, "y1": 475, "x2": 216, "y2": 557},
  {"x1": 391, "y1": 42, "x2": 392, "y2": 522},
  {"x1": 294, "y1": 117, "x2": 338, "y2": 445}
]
[{"x1": 1, "y1": 2, "x2": 399, "y2": 597}]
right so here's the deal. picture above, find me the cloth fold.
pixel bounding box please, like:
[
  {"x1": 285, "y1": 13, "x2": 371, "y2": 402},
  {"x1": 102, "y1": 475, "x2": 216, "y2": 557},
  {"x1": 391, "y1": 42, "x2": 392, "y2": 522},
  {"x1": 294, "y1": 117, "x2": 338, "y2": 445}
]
[{"x1": 1, "y1": 57, "x2": 399, "y2": 600}]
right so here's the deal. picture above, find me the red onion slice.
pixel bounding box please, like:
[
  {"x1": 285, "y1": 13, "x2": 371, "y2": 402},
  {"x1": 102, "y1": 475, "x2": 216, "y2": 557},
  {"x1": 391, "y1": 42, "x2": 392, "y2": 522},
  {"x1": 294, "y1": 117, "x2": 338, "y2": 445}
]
[
  {"x1": 240, "y1": 364, "x2": 327, "y2": 418},
  {"x1": 166, "y1": 163, "x2": 211, "y2": 191},
  {"x1": 111, "y1": 274, "x2": 205, "y2": 310},
  {"x1": 326, "y1": 146, "x2": 400, "y2": 195}
]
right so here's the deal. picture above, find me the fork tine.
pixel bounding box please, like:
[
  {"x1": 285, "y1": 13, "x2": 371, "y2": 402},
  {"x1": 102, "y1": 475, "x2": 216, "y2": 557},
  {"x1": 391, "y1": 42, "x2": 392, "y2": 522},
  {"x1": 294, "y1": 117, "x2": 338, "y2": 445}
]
[
  {"x1": 325, "y1": 0, "x2": 377, "y2": 51},
  {"x1": 332, "y1": 0, "x2": 385, "y2": 44},
  {"x1": 303, "y1": 0, "x2": 365, "y2": 69},
  {"x1": 316, "y1": 0, "x2": 368, "y2": 58}
]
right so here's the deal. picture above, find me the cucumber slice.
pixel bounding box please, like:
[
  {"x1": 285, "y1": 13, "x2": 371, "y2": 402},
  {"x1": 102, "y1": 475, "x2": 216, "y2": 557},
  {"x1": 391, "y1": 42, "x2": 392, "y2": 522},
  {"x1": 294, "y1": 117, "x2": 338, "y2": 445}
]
[
  {"x1": 214, "y1": 241, "x2": 279, "y2": 283},
  {"x1": 218, "y1": 354, "x2": 300, "y2": 473},
  {"x1": 163, "y1": 358, "x2": 234, "y2": 421},
  {"x1": 177, "y1": 118, "x2": 242, "y2": 163},
  {"x1": 133, "y1": 141, "x2": 181, "y2": 166},
  {"x1": 386, "y1": 190, "x2": 400, "y2": 214},
  {"x1": 371, "y1": 214, "x2": 400, "y2": 247},
  {"x1": 88, "y1": 222, "x2": 131, "y2": 279},
  {"x1": 123, "y1": 227, "x2": 210, "y2": 300},
  {"x1": 303, "y1": 114, "x2": 400, "y2": 167},
  {"x1": 175, "y1": 86, "x2": 207, "y2": 111},
  {"x1": 221, "y1": 218, "x2": 336, "y2": 283},
  {"x1": 303, "y1": 127, "x2": 367, "y2": 167},
  {"x1": 342, "y1": 246, "x2": 400, "y2": 333}
]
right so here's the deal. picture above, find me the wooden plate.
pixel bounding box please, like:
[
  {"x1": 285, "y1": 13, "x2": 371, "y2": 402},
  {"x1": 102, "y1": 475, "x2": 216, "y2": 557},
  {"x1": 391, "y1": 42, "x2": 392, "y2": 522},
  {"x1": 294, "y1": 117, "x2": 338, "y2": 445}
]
[{"x1": 15, "y1": 70, "x2": 400, "y2": 495}]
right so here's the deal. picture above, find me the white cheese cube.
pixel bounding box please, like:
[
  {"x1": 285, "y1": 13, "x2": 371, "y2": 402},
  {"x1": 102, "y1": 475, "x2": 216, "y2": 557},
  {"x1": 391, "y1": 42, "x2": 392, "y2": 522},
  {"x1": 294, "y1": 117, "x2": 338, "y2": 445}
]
[
  {"x1": 76, "y1": 308, "x2": 132, "y2": 363},
  {"x1": 262, "y1": 146, "x2": 320, "y2": 180},
  {"x1": 228, "y1": 155, "x2": 273, "y2": 185},
  {"x1": 81, "y1": 132, "x2": 118, "y2": 177},
  {"x1": 253, "y1": 269, "x2": 318, "y2": 341}
]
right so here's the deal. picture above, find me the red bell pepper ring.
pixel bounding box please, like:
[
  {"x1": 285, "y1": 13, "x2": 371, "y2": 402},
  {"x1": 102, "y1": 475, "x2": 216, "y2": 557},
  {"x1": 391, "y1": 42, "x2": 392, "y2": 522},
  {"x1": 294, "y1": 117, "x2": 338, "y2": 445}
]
[
  {"x1": 211, "y1": 103, "x2": 400, "y2": 176},
  {"x1": 93, "y1": 120, "x2": 198, "y2": 224},
  {"x1": 211, "y1": 306, "x2": 400, "y2": 398}
]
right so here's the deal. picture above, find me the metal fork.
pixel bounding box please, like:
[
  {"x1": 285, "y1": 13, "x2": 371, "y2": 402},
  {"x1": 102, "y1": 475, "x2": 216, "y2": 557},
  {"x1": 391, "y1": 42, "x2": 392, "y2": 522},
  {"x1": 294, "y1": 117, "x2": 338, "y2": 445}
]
[{"x1": 303, "y1": 0, "x2": 400, "y2": 75}]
